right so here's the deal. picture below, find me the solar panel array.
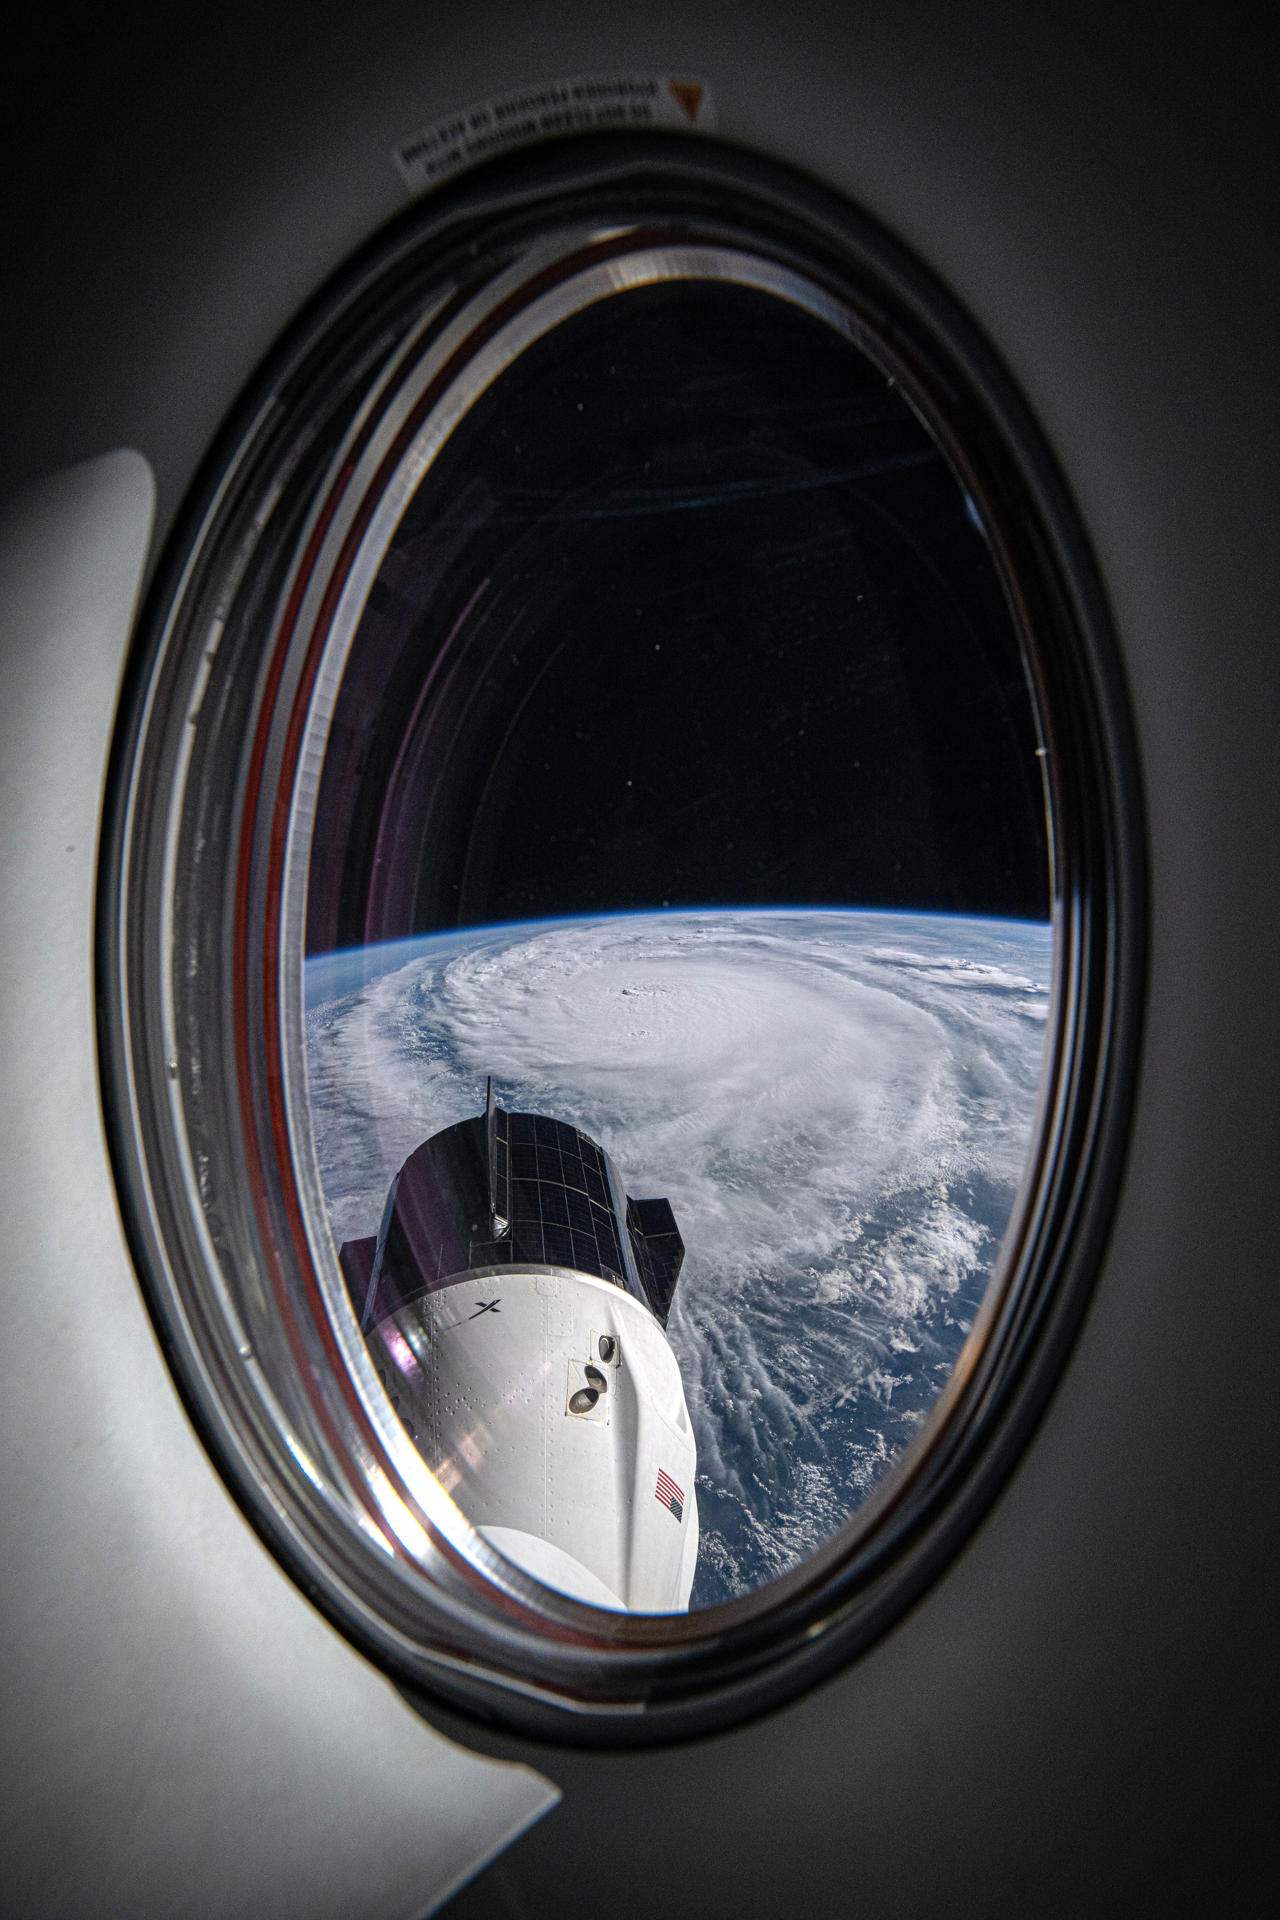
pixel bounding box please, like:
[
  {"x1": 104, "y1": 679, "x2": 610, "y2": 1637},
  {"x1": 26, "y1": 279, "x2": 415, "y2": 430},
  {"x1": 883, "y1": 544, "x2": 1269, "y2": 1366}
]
[
  {"x1": 625, "y1": 1195, "x2": 686, "y2": 1326},
  {"x1": 468, "y1": 1111, "x2": 629, "y2": 1285}
]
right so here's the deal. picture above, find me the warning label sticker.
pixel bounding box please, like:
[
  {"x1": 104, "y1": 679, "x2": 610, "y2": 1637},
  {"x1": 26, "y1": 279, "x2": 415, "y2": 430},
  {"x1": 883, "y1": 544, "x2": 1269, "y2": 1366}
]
[{"x1": 395, "y1": 74, "x2": 716, "y2": 196}]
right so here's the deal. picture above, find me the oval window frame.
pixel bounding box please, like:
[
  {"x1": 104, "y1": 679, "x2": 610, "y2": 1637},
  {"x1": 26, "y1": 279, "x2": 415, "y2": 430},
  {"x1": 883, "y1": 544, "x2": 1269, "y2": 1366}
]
[{"x1": 99, "y1": 133, "x2": 1145, "y2": 1744}]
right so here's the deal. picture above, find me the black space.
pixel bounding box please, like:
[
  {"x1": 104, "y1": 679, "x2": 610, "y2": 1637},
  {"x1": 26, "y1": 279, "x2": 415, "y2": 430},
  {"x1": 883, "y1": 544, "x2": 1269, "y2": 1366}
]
[{"x1": 307, "y1": 279, "x2": 1050, "y2": 955}]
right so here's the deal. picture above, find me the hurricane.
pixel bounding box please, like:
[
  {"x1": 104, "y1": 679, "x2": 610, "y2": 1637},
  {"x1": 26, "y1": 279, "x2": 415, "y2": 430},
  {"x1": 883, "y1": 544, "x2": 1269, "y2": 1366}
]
[{"x1": 304, "y1": 908, "x2": 1052, "y2": 1605}]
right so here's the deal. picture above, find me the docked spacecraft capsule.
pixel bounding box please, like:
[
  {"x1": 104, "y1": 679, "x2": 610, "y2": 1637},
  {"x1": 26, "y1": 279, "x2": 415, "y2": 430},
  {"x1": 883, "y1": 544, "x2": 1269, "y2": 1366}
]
[{"x1": 340, "y1": 1082, "x2": 699, "y2": 1612}]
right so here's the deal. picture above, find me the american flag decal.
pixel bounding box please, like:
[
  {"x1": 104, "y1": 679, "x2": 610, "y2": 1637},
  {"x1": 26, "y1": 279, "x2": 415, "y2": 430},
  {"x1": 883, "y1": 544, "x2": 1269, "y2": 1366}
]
[{"x1": 655, "y1": 1468, "x2": 684, "y2": 1523}]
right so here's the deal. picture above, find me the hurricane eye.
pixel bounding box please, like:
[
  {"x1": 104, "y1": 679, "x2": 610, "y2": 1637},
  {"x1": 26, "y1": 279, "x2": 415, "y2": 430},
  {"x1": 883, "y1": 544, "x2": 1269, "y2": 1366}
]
[{"x1": 105, "y1": 138, "x2": 1139, "y2": 1736}]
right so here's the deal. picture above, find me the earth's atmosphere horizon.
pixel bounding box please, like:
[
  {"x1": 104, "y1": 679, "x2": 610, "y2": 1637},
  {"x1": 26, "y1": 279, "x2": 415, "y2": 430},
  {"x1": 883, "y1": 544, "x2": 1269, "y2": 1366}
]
[{"x1": 304, "y1": 906, "x2": 1052, "y2": 1608}]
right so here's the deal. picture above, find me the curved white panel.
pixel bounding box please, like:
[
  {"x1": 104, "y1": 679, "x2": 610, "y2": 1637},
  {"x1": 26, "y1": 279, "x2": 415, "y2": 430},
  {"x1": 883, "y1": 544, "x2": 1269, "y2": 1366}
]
[{"x1": 0, "y1": 452, "x2": 556, "y2": 1920}]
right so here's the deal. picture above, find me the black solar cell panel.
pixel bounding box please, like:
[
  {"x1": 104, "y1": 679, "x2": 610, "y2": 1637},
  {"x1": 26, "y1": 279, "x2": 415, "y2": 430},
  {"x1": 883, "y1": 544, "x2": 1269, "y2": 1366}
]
[
  {"x1": 571, "y1": 1230, "x2": 598, "y2": 1273},
  {"x1": 541, "y1": 1183, "x2": 570, "y2": 1226},
  {"x1": 566, "y1": 1189, "x2": 593, "y2": 1233},
  {"x1": 511, "y1": 1220, "x2": 544, "y2": 1264},
  {"x1": 542, "y1": 1225, "x2": 574, "y2": 1266},
  {"x1": 536, "y1": 1145, "x2": 562, "y2": 1181}
]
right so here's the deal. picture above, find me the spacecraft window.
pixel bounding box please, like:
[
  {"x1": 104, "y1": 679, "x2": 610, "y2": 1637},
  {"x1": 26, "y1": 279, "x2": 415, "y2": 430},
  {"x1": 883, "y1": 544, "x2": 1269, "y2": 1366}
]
[{"x1": 103, "y1": 136, "x2": 1141, "y2": 1740}]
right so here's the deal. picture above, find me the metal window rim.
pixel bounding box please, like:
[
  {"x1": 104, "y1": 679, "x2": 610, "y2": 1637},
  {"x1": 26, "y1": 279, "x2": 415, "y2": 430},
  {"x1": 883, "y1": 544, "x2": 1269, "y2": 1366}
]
[{"x1": 97, "y1": 132, "x2": 1146, "y2": 1745}]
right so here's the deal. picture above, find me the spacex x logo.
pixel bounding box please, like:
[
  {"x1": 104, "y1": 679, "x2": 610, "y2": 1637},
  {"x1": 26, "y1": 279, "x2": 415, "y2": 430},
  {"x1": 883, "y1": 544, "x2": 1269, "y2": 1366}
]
[{"x1": 655, "y1": 1468, "x2": 684, "y2": 1523}]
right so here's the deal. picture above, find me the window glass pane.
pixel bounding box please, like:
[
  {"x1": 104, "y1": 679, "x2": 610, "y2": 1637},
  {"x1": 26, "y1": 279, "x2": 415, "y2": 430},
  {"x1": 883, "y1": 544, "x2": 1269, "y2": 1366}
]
[{"x1": 301, "y1": 269, "x2": 1052, "y2": 1610}]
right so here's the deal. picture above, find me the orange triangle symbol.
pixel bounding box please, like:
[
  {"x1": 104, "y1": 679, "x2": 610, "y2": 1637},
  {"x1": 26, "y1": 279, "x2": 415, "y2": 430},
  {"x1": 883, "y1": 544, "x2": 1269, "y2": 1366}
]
[{"x1": 669, "y1": 80, "x2": 704, "y2": 123}]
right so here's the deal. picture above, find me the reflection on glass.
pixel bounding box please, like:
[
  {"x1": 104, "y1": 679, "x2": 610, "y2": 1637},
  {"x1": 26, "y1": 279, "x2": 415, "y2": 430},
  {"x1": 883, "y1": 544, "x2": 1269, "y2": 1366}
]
[{"x1": 298, "y1": 264, "x2": 1053, "y2": 1611}]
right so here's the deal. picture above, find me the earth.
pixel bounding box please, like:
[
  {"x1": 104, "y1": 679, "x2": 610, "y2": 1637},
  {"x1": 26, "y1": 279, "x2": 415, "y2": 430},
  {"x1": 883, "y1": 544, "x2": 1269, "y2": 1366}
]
[{"x1": 303, "y1": 908, "x2": 1052, "y2": 1608}]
